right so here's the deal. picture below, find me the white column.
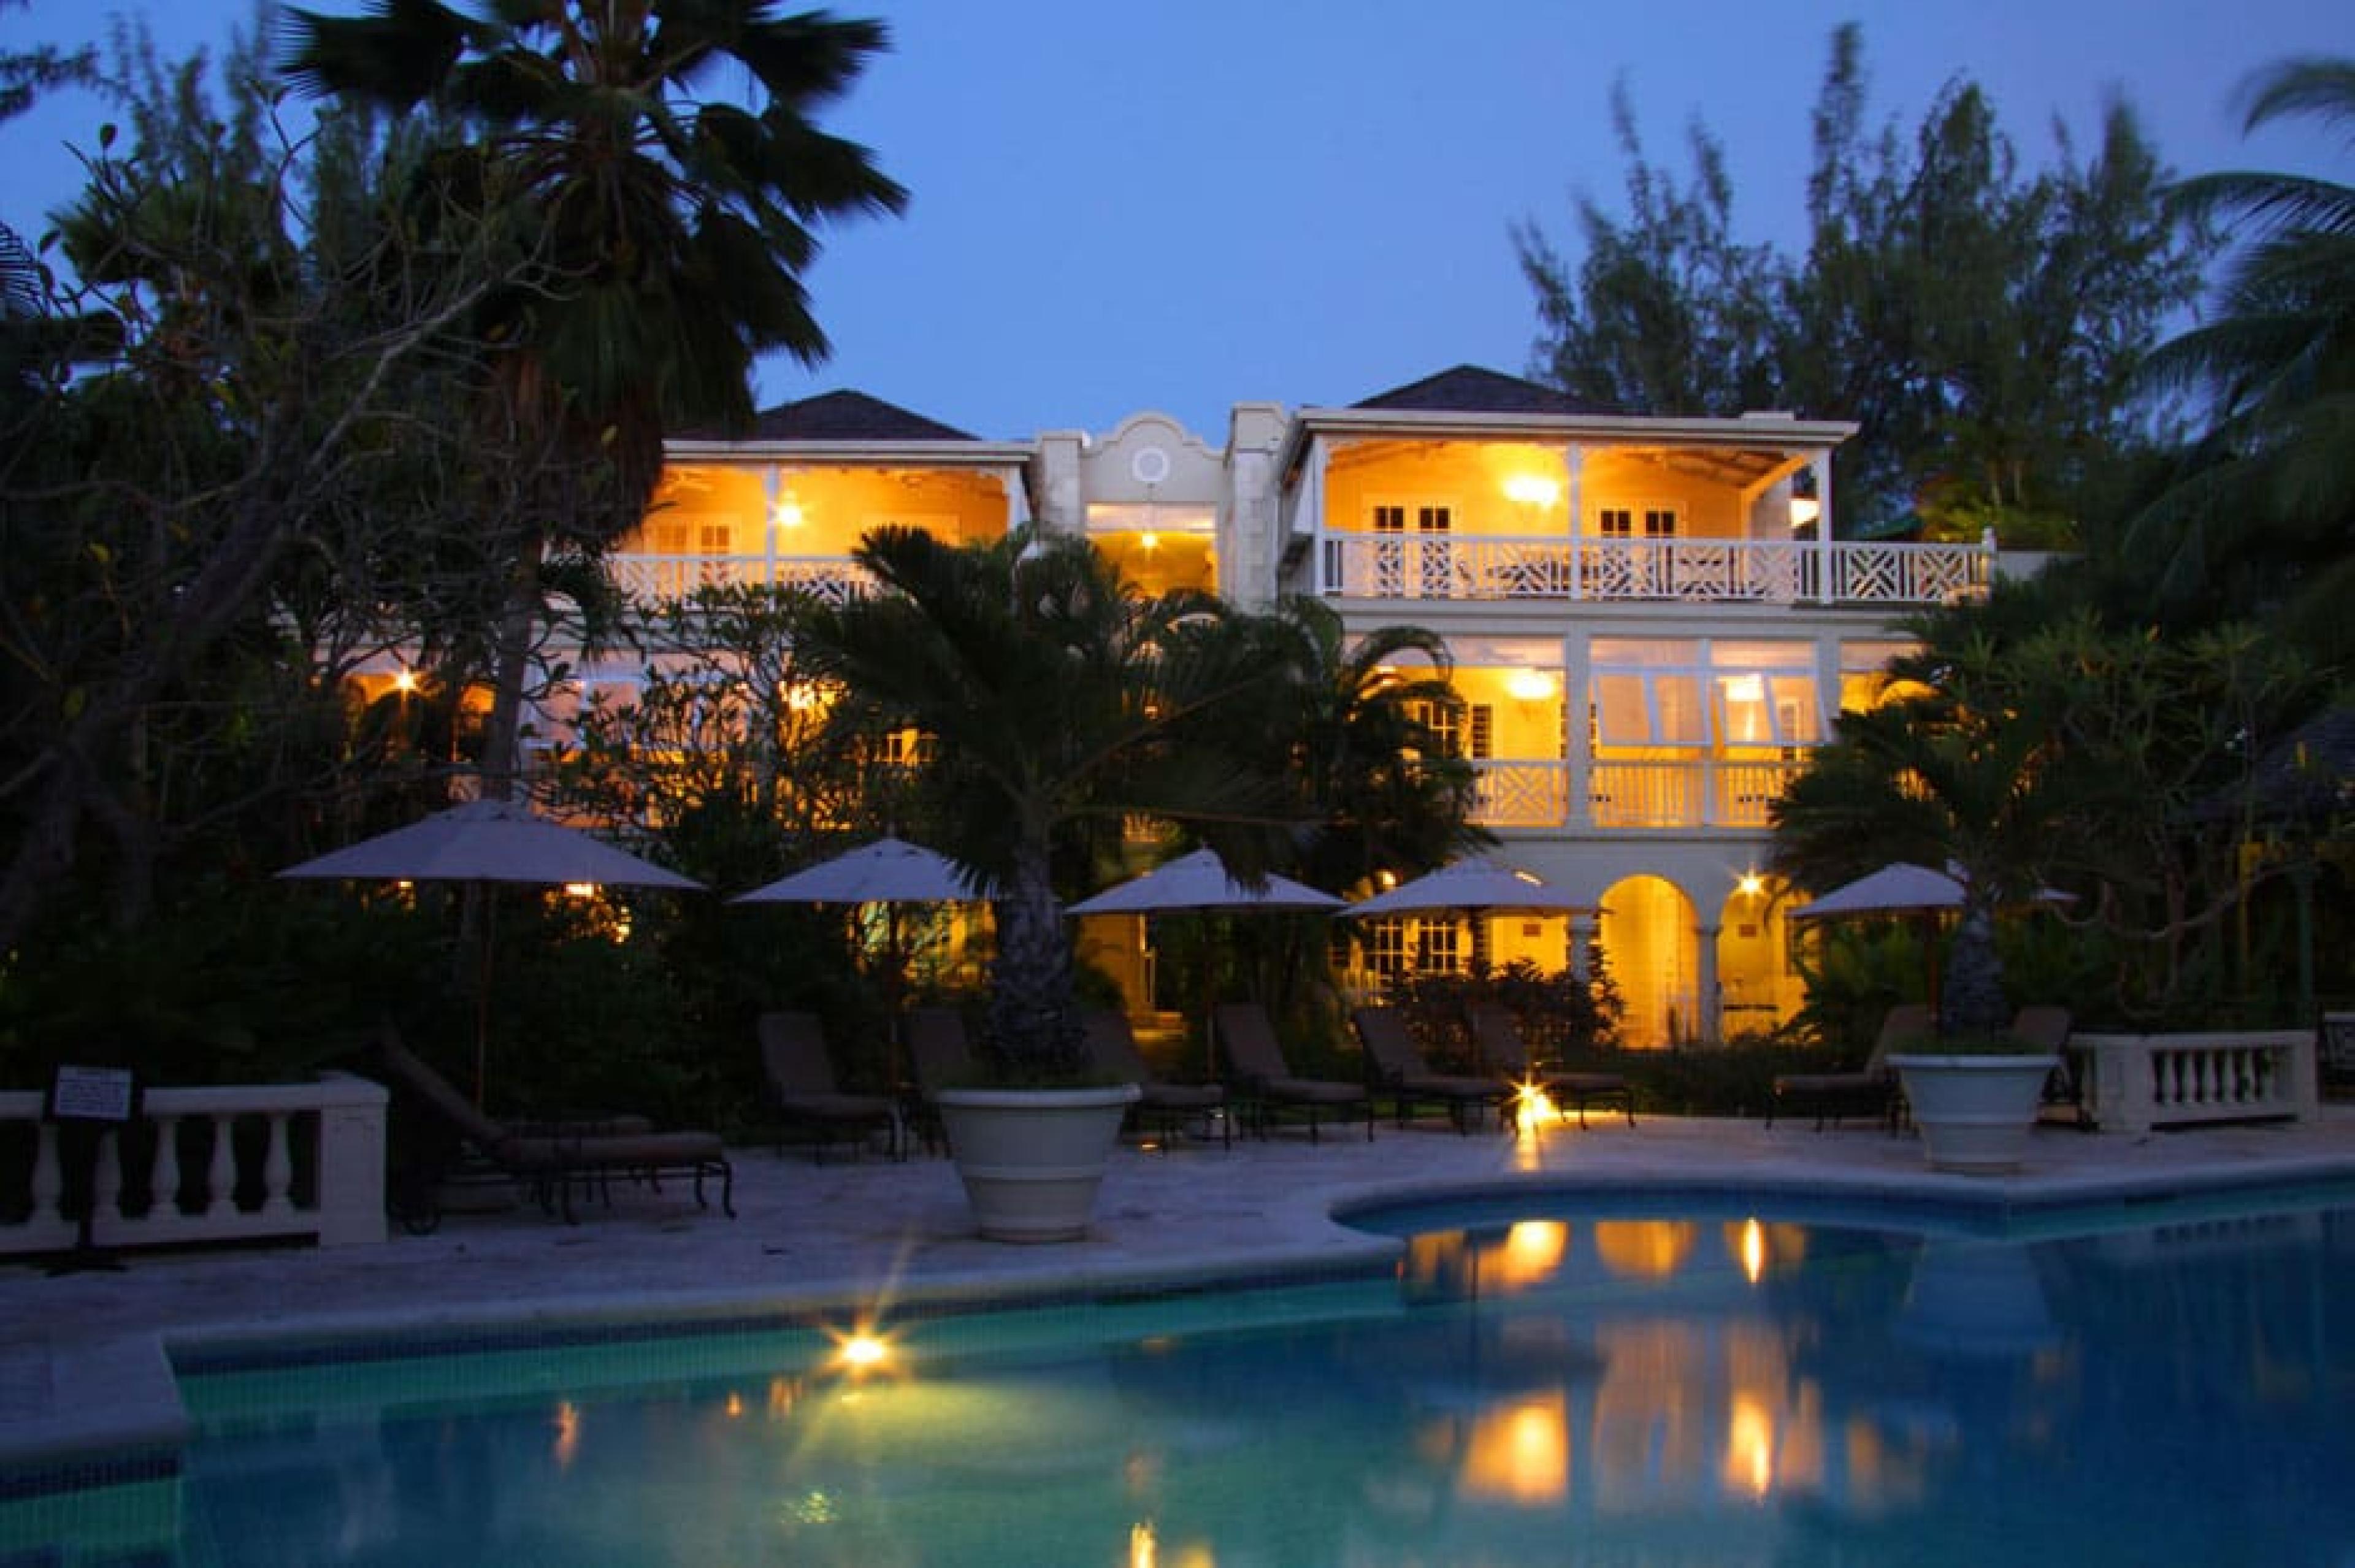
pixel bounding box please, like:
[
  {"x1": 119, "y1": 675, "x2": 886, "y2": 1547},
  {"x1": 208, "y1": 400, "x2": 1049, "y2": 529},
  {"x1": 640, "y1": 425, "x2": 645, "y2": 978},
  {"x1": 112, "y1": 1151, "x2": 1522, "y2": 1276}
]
[{"x1": 1693, "y1": 922, "x2": 1723, "y2": 1046}]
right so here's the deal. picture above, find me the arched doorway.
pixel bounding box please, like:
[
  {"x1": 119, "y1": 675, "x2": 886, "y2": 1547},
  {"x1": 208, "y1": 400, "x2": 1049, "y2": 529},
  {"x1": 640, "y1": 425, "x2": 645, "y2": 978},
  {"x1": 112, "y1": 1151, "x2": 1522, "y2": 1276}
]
[
  {"x1": 1717, "y1": 874, "x2": 1801, "y2": 1039},
  {"x1": 1597, "y1": 874, "x2": 1697, "y2": 1049}
]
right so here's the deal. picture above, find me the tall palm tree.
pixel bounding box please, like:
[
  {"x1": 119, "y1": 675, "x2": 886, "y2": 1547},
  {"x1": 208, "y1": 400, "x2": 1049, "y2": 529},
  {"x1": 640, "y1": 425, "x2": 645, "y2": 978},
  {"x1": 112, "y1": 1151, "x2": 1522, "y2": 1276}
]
[
  {"x1": 283, "y1": 0, "x2": 906, "y2": 787},
  {"x1": 2128, "y1": 56, "x2": 2355, "y2": 665},
  {"x1": 792, "y1": 527, "x2": 1290, "y2": 1078}
]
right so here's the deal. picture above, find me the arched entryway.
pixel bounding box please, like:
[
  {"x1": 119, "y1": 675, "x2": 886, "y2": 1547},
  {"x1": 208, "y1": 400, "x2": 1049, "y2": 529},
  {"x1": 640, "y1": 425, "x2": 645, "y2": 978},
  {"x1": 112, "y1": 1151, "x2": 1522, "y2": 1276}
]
[
  {"x1": 1596, "y1": 874, "x2": 1698, "y2": 1049},
  {"x1": 1716, "y1": 874, "x2": 1802, "y2": 1039}
]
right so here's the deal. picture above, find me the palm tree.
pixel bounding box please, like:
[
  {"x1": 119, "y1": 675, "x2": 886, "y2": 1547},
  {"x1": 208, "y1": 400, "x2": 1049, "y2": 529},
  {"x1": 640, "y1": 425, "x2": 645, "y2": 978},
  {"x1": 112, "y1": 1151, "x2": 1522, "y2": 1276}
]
[
  {"x1": 2127, "y1": 56, "x2": 2355, "y2": 667},
  {"x1": 1243, "y1": 597, "x2": 1488, "y2": 897},
  {"x1": 792, "y1": 527, "x2": 1289, "y2": 1079},
  {"x1": 1771, "y1": 611, "x2": 2084, "y2": 1039},
  {"x1": 283, "y1": 0, "x2": 906, "y2": 787}
]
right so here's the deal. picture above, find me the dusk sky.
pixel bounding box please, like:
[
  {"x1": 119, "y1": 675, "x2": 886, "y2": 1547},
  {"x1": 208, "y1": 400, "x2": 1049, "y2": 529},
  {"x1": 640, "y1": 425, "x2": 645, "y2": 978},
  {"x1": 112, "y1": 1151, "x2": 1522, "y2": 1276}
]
[{"x1": 2, "y1": 1, "x2": 2346, "y2": 442}]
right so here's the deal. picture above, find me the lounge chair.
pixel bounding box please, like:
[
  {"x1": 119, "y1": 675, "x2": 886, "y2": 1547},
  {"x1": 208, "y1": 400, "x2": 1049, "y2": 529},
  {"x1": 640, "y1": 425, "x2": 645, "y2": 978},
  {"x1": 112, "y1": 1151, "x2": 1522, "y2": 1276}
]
[
  {"x1": 1350, "y1": 1005, "x2": 1514, "y2": 1134},
  {"x1": 1082, "y1": 1010, "x2": 1230, "y2": 1148},
  {"x1": 1767, "y1": 1001, "x2": 1930, "y2": 1130},
  {"x1": 900, "y1": 1006, "x2": 975, "y2": 1155},
  {"x1": 370, "y1": 1030, "x2": 733, "y2": 1225},
  {"x1": 1466, "y1": 1004, "x2": 1636, "y2": 1128},
  {"x1": 1212, "y1": 1002, "x2": 1373, "y2": 1142},
  {"x1": 2010, "y1": 1004, "x2": 2085, "y2": 1128},
  {"x1": 756, "y1": 1011, "x2": 903, "y2": 1161}
]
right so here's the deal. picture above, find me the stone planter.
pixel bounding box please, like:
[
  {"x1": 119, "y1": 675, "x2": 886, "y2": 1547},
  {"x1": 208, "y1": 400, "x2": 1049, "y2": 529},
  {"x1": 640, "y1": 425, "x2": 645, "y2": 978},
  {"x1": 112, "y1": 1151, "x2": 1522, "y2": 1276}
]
[
  {"x1": 1889, "y1": 1054, "x2": 2060, "y2": 1174},
  {"x1": 934, "y1": 1083, "x2": 1141, "y2": 1242}
]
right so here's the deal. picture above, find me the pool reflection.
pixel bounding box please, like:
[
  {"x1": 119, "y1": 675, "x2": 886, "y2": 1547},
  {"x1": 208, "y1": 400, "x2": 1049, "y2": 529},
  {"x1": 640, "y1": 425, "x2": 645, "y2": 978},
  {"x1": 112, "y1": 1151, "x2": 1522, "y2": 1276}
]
[{"x1": 143, "y1": 1203, "x2": 2355, "y2": 1568}]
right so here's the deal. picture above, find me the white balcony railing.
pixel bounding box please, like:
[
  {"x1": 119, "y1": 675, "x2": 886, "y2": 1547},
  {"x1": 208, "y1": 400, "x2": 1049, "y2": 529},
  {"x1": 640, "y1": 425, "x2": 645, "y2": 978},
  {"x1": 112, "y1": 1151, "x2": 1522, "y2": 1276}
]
[
  {"x1": 1469, "y1": 759, "x2": 1804, "y2": 830},
  {"x1": 1319, "y1": 534, "x2": 1991, "y2": 606},
  {"x1": 0, "y1": 1073, "x2": 388, "y2": 1258},
  {"x1": 607, "y1": 553, "x2": 876, "y2": 607}
]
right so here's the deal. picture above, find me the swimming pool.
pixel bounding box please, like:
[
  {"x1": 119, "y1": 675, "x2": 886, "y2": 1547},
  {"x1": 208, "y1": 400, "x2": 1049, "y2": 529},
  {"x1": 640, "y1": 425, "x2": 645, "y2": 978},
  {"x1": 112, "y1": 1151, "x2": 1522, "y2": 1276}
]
[{"x1": 12, "y1": 1182, "x2": 2353, "y2": 1566}]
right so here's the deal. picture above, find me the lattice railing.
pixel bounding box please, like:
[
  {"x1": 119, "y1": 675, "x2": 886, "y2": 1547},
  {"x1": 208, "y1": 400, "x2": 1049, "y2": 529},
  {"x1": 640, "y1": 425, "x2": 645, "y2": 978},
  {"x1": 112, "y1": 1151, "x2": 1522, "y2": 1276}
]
[
  {"x1": 1320, "y1": 534, "x2": 1989, "y2": 606},
  {"x1": 608, "y1": 554, "x2": 876, "y2": 608}
]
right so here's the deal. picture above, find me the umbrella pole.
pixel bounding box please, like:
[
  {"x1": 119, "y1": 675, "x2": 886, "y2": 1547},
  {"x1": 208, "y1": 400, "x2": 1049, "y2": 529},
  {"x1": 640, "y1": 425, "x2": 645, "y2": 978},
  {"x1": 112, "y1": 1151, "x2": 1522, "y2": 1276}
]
[{"x1": 475, "y1": 892, "x2": 496, "y2": 1108}]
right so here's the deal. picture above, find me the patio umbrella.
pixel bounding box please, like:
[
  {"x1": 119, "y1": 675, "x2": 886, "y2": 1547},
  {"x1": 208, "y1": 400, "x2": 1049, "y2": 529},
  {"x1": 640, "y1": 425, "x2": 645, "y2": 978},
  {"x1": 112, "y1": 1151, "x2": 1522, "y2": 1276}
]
[
  {"x1": 1786, "y1": 862, "x2": 2072, "y2": 1012},
  {"x1": 1344, "y1": 856, "x2": 1583, "y2": 919},
  {"x1": 1069, "y1": 848, "x2": 1346, "y2": 1074},
  {"x1": 732, "y1": 836, "x2": 992, "y2": 1082},
  {"x1": 280, "y1": 798, "x2": 705, "y2": 1104},
  {"x1": 1066, "y1": 848, "x2": 1344, "y2": 917},
  {"x1": 1785, "y1": 862, "x2": 2074, "y2": 924}
]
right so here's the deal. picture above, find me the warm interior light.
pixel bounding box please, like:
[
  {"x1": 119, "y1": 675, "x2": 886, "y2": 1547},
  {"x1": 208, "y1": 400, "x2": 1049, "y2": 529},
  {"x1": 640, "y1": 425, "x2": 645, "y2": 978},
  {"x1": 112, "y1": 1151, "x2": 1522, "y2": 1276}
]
[
  {"x1": 1737, "y1": 871, "x2": 1765, "y2": 898},
  {"x1": 562, "y1": 882, "x2": 599, "y2": 898},
  {"x1": 773, "y1": 488, "x2": 806, "y2": 530},
  {"x1": 1506, "y1": 669, "x2": 1560, "y2": 703},
  {"x1": 1723, "y1": 673, "x2": 1765, "y2": 704},
  {"x1": 1788, "y1": 495, "x2": 1822, "y2": 529},
  {"x1": 1503, "y1": 474, "x2": 1561, "y2": 508}
]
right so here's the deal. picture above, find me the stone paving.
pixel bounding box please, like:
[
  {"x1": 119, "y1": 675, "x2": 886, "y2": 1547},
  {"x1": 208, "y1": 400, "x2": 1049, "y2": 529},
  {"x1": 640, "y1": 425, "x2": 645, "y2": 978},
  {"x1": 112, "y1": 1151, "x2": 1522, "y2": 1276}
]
[{"x1": 3, "y1": 1107, "x2": 2351, "y2": 1467}]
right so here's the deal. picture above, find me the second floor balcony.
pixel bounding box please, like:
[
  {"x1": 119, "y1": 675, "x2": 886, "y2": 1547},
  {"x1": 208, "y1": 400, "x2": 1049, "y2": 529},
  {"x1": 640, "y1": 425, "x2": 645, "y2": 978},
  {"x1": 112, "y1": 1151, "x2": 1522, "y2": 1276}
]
[
  {"x1": 607, "y1": 550, "x2": 878, "y2": 608},
  {"x1": 1316, "y1": 532, "x2": 1993, "y2": 608},
  {"x1": 1469, "y1": 756, "x2": 1807, "y2": 833}
]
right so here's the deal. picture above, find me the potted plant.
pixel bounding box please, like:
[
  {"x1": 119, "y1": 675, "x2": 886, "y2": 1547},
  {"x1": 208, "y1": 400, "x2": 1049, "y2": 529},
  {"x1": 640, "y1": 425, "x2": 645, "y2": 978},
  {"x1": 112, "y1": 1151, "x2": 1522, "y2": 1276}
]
[
  {"x1": 1887, "y1": 1027, "x2": 2061, "y2": 1174},
  {"x1": 794, "y1": 527, "x2": 1283, "y2": 1240}
]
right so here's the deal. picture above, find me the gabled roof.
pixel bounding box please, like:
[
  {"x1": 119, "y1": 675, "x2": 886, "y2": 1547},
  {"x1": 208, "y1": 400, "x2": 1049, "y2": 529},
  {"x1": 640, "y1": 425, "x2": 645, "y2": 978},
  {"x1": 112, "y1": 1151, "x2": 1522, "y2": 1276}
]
[
  {"x1": 738, "y1": 389, "x2": 979, "y2": 442},
  {"x1": 1352, "y1": 364, "x2": 1614, "y2": 417}
]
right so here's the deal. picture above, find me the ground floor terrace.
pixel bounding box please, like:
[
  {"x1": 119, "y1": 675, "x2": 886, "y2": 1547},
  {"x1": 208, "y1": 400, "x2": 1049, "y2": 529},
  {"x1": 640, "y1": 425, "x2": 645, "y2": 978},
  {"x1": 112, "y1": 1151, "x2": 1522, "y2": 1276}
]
[{"x1": 5, "y1": 1107, "x2": 2349, "y2": 1471}]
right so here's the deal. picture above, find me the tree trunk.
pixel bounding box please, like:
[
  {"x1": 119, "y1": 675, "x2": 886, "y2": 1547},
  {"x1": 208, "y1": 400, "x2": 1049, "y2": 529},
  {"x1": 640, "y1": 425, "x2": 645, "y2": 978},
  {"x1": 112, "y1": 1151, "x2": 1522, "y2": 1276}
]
[
  {"x1": 1939, "y1": 897, "x2": 2010, "y2": 1039},
  {"x1": 982, "y1": 837, "x2": 1083, "y2": 1080}
]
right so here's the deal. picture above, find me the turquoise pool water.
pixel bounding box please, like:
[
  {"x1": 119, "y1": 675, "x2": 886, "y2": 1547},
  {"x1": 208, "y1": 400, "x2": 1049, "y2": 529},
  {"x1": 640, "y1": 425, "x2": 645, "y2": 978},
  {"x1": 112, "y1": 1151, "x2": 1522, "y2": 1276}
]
[{"x1": 15, "y1": 1184, "x2": 2354, "y2": 1566}]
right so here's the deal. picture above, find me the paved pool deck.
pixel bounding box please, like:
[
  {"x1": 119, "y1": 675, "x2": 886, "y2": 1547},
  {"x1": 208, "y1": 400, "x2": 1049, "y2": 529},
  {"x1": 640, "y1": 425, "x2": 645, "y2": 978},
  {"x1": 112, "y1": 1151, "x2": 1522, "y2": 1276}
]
[{"x1": 4, "y1": 1106, "x2": 2352, "y2": 1470}]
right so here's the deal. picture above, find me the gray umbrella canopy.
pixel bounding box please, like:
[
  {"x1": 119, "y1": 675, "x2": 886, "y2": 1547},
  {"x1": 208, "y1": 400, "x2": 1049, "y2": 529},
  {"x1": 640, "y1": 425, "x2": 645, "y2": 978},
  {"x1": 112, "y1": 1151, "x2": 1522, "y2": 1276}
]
[
  {"x1": 730, "y1": 836, "x2": 988, "y2": 905},
  {"x1": 1345, "y1": 857, "x2": 1583, "y2": 918},
  {"x1": 1067, "y1": 848, "x2": 1346, "y2": 915},
  {"x1": 278, "y1": 799, "x2": 703, "y2": 891},
  {"x1": 732, "y1": 837, "x2": 992, "y2": 1084},
  {"x1": 280, "y1": 799, "x2": 703, "y2": 1104},
  {"x1": 1786, "y1": 862, "x2": 2072, "y2": 921}
]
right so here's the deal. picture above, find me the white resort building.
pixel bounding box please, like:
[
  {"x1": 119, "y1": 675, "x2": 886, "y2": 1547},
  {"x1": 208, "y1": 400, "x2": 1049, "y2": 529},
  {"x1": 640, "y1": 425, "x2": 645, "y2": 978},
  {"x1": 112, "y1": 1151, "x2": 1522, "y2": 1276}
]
[{"x1": 517, "y1": 365, "x2": 2021, "y2": 1047}]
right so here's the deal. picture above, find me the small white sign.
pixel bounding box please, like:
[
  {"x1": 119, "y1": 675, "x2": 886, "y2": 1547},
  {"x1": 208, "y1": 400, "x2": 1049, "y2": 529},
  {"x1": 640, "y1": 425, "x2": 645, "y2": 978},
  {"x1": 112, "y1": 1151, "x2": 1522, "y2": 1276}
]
[{"x1": 50, "y1": 1065, "x2": 136, "y2": 1123}]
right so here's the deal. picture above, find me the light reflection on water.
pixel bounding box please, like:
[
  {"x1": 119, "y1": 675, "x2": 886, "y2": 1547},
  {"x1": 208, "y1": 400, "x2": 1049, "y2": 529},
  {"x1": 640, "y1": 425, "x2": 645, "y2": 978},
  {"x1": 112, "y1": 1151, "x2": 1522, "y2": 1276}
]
[{"x1": 38, "y1": 1197, "x2": 2355, "y2": 1567}]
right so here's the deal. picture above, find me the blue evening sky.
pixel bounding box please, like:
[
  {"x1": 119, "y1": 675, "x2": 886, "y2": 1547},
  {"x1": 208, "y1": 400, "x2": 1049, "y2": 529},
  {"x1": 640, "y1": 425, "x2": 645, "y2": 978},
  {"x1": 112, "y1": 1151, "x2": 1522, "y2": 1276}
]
[{"x1": 2, "y1": 1, "x2": 2345, "y2": 441}]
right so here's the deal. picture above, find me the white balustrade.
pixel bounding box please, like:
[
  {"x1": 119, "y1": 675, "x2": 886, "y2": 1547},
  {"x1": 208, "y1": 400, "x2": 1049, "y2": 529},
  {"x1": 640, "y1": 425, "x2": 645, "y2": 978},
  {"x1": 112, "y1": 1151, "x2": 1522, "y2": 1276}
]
[
  {"x1": 0, "y1": 1073, "x2": 388, "y2": 1257},
  {"x1": 607, "y1": 553, "x2": 875, "y2": 608},
  {"x1": 2074, "y1": 1030, "x2": 2318, "y2": 1134},
  {"x1": 1317, "y1": 534, "x2": 1990, "y2": 606}
]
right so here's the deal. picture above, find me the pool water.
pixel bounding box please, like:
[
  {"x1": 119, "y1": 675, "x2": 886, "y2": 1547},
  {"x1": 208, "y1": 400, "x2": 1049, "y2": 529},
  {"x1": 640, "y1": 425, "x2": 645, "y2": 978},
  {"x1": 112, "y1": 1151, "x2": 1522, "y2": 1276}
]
[{"x1": 20, "y1": 1187, "x2": 2355, "y2": 1567}]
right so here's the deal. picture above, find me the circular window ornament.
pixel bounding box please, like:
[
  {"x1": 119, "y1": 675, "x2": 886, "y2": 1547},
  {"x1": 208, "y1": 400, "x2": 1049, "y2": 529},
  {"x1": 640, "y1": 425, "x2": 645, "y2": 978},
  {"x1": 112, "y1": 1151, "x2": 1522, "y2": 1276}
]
[{"x1": 1130, "y1": 446, "x2": 1172, "y2": 486}]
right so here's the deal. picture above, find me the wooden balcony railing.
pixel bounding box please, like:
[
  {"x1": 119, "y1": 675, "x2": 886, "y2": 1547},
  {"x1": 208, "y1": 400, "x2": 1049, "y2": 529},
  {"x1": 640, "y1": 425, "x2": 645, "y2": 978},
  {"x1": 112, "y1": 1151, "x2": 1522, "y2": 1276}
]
[{"x1": 1319, "y1": 534, "x2": 1991, "y2": 606}]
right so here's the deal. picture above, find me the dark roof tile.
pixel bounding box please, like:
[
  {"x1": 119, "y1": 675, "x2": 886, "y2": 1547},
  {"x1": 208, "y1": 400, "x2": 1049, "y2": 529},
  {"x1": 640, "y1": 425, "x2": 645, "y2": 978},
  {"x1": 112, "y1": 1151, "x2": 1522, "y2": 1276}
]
[
  {"x1": 1351, "y1": 364, "x2": 1614, "y2": 416},
  {"x1": 685, "y1": 390, "x2": 979, "y2": 443}
]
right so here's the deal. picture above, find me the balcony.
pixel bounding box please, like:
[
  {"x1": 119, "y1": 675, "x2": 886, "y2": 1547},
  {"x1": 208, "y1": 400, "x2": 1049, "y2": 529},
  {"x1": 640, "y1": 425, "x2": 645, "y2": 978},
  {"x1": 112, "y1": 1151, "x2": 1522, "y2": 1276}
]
[
  {"x1": 1319, "y1": 534, "x2": 1991, "y2": 607},
  {"x1": 1470, "y1": 758, "x2": 1805, "y2": 831},
  {"x1": 607, "y1": 552, "x2": 876, "y2": 608}
]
